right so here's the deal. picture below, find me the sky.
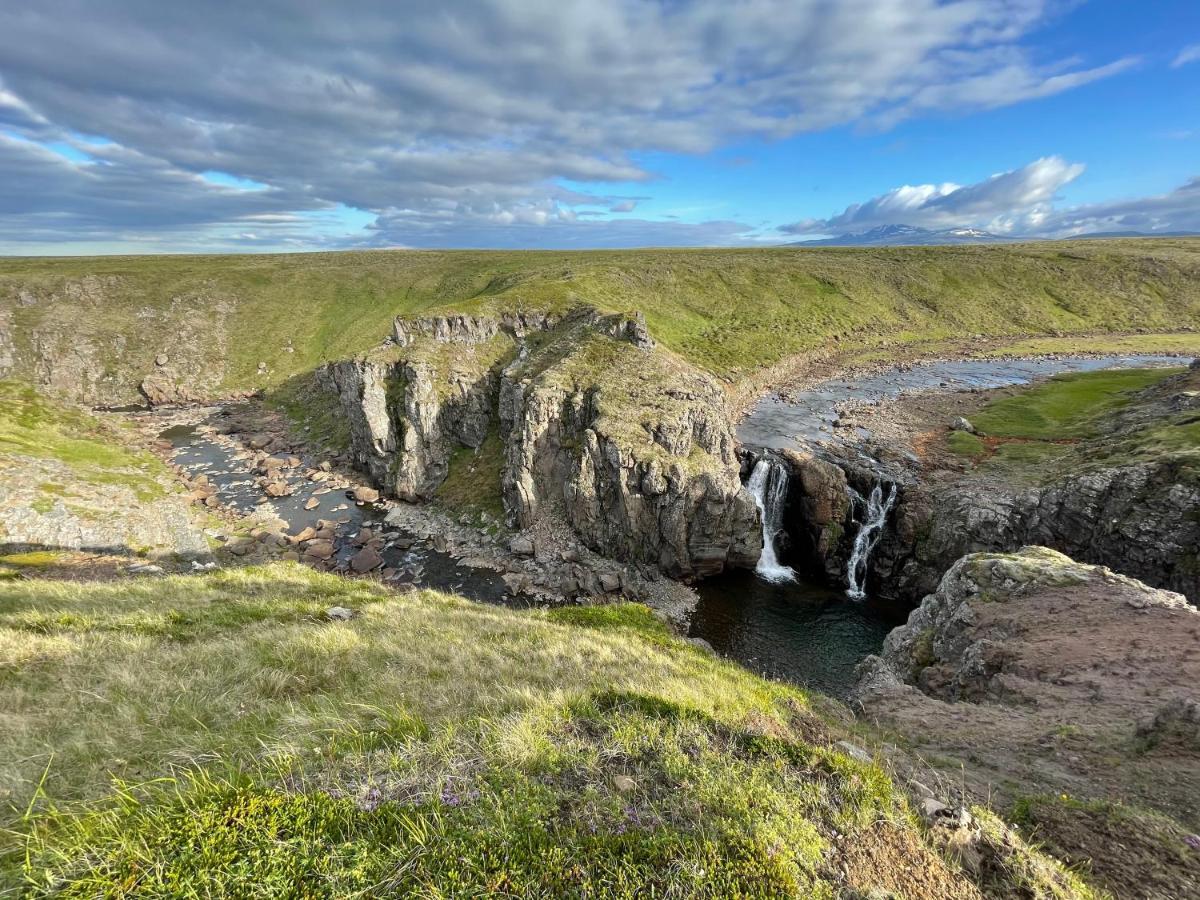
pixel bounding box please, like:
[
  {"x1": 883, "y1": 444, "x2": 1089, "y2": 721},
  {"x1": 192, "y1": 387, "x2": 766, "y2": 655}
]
[{"x1": 0, "y1": 0, "x2": 1197, "y2": 254}]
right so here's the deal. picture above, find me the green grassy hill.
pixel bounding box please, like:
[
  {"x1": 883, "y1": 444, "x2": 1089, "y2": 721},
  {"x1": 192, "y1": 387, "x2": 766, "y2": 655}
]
[
  {"x1": 0, "y1": 566, "x2": 1097, "y2": 898},
  {"x1": 2, "y1": 240, "x2": 1198, "y2": 403}
]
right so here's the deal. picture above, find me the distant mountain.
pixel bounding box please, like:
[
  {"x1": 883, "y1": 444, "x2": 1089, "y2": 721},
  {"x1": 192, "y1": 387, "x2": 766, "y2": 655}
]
[
  {"x1": 788, "y1": 224, "x2": 1018, "y2": 247},
  {"x1": 788, "y1": 224, "x2": 1200, "y2": 247}
]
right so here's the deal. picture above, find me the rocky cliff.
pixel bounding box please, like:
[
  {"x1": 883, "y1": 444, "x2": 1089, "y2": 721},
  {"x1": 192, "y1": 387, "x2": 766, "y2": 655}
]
[
  {"x1": 327, "y1": 306, "x2": 761, "y2": 578},
  {"x1": 873, "y1": 459, "x2": 1200, "y2": 605},
  {"x1": 0, "y1": 276, "x2": 234, "y2": 407},
  {"x1": 853, "y1": 547, "x2": 1200, "y2": 898}
]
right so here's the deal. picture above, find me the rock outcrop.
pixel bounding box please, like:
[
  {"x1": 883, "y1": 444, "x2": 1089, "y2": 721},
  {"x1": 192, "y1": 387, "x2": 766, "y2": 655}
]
[
  {"x1": 325, "y1": 326, "x2": 511, "y2": 500},
  {"x1": 327, "y1": 306, "x2": 760, "y2": 578},
  {"x1": 863, "y1": 546, "x2": 1193, "y2": 702},
  {"x1": 874, "y1": 462, "x2": 1200, "y2": 604},
  {"x1": 854, "y1": 547, "x2": 1200, "y2": 900}
]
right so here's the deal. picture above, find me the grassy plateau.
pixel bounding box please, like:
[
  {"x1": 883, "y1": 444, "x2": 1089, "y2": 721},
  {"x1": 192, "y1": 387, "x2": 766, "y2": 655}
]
[
  {"x1": 2, "y1": 240, "x2": 1199, "y2": 403},
  {"x1": 946, "y1": 366, "x2": 1199, "y2": 480}
]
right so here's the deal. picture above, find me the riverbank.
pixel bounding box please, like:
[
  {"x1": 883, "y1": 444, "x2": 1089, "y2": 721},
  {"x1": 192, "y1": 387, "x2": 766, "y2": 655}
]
[{"x1": 4, "y1": 382, "x2": 1107, "y2": 898}]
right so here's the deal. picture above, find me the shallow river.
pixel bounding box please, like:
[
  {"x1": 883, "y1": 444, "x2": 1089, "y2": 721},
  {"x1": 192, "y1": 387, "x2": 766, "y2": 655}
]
[
  {"x1": 160, "y1": 353, "x2": 1193, "y2": 700},
  {"x1": 738, "y1": 354, "x2": 1189, "y2": 450},
  {"x1": 163, "y1": 422, "x2": 532, "y2": 607}
]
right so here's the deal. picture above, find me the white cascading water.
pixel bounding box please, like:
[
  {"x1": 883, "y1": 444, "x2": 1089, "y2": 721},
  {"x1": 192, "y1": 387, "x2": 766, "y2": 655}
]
[
  {"x1": 844, "y1": 481, "x2": 896, "y2": 600},
  {"x1": 747, "y1": 457, "x2": 798, "y2": 583}
]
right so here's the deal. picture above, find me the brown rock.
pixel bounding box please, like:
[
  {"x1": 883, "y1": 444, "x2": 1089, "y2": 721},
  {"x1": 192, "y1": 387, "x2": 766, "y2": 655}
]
[
  {"x1": 304, "y1": 540, "x2": 335, "y2": 560},
  {"x1": 304, "y1": 497, "x2": 320, "y2": 510},
  {"x1": 353, "y1": 486, "x2": 381, "y2": 503},
  {"x1": 291, "y1": 526, "x2": 316, "y2": 544},
  {"x1": 350, "y1": 546, "x2": 383, "y2": 573},
  {"x1": 263, "y1": 481, "x2": 292, "y2": 498}
]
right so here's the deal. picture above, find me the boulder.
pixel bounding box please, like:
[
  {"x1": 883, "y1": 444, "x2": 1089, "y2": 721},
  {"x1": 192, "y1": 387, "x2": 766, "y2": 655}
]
[
  {"x1": 304, "y1": 540, "x2": 335, "y2": 560},
  {"x1": 509, "y1": 536, "x2": 535, "y2": 557},
  {"x1": 263, "y1": 481, "x2": 292, "y2": 498},
  {"x1": 350, "y1": 546, "x2": 383, "y2": 573}
]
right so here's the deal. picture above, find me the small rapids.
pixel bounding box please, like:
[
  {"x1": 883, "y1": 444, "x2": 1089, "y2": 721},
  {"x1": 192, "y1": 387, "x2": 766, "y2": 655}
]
[
  {"x1": 747, "y1": 456, "x2": 797, "y2": 583},
  {"x1": 845, "y1": 482, "x2": 897, "y2": 600}
]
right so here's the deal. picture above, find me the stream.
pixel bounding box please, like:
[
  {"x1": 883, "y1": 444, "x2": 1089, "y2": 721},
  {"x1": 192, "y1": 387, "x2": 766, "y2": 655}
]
[
  {"x1": 148, "y1": 352, "x2": 1192, "y2": 702},
  {"x1": 690, "y1": 353, "x2": 1193, "y2": 698},
  {"x1": 162, "y1": 421, "x2": 534, "y2": 608}
]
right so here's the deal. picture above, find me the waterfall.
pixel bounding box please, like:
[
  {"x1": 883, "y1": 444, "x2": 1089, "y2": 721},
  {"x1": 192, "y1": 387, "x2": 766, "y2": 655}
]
[
  {"x1": 845, "y1": 481, "x2": 896, "y2": 600},
  {"x1": 747, "y1": 457, "x2": 797, "y2": 583}
]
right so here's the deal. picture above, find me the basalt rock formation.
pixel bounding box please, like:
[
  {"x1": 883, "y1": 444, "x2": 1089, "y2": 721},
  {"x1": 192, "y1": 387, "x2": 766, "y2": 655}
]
[
  {"x1": 854, "y1": 547, "x2": 1200, "y2": 899},
  {"x1": 326, "y1": 306, "x2": 760, "y2": 578},
  {"x1": 871, "y1": 365, "x2": 1200, "y2": 604},
  {"x1": 873, "y1": 462, "x2": 1200, "y2": 605}
]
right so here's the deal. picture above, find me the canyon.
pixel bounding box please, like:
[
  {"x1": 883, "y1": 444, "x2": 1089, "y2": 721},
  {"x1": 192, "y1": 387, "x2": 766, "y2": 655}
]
[{"x1": 3, "y1": 244, "x2": 1200, "y2": 897}]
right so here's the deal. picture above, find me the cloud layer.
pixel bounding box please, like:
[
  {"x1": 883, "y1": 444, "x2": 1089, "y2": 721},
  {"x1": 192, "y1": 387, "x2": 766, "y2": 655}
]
[
  {"x1": 0, "y1": 0, "x2": 1139, "y2": 250},
  {"x1": 781, "y1": 156, "x2": 1200, "y2": 238}
]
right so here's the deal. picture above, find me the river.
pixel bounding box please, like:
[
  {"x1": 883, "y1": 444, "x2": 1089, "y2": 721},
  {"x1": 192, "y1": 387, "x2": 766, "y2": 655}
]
[{"x1": 156, "y1": 353, "x2": 1193, "y2": 701}]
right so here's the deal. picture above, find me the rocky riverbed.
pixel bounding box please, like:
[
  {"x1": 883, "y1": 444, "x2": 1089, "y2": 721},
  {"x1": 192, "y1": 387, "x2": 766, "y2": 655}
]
[{"x1": 112, "y1": 401, "x2": 703, "y2": 626}]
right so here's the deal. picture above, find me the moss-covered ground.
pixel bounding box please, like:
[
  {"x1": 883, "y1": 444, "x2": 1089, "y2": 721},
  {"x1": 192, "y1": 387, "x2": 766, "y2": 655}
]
[
  {"x1": 0, "y1": 380, "x2": 167, "y2": 502},
  {"x1": 0, "y1": 565, "x2": 1000, "y2": 898},
  {"x1": 946, "y1": 367, "x2": 1198, "y2": 479}
]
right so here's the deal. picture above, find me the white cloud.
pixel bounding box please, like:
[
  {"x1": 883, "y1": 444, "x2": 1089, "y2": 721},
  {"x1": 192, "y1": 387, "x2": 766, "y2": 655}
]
[
  {"x1": 781, "y1": 157, "x2": 1085, "y2": 235},
  {"x1": 0, "y1": 1, "x2": 1137, "y2": 249},
  {"x1": 781, "y1": 157, "x2": 1200, "y2": 238},
  {"x1": 1173, "y1": 44, "x2": 1200, "y2": 68}
]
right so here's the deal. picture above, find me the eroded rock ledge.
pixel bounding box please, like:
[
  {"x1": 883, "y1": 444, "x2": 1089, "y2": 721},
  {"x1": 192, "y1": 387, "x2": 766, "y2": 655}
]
[
  {"x1": 854, "y1": 546, "x2": 1200, "y2": 899},
  {"x1": 325, "y1": 306, "x2": 760, "y2": 578}
]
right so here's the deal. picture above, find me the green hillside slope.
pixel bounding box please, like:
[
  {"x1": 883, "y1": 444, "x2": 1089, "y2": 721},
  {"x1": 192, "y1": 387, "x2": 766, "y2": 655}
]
[{"x1": 2, "y1": 240, "x2": 1198, "y2": 403}]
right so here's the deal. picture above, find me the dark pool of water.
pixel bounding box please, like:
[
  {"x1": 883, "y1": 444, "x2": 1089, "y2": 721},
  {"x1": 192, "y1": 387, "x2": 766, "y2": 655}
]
[
  {"x1": 690, "y1": 572, "x2": 904, "y2": 699},
  {"x1": 162, "y1": 422, "x2": 535, "y2": 608}
]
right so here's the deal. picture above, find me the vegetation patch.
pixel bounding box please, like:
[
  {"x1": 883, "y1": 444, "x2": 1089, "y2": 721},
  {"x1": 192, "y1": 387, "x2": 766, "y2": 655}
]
[
  {"x1": 0, "y1": 380, "x2": 166, "y2": 501},
  {"x1": 4, "y1": 242, "x2": 1199, "y2": 397},
  {"x1": 435, "y1": 428, "x2": 505, "y2": 521},
  {"x1": 970, "y1": 369, "x2": 1177, "y2": 442},
  {"x1": 946, "y1": 367, "x2": 1195, "y2": 480},
  {"x1": 266, "y1": 371, "x2": 352, "y2": 453},
  {"x1": 1011, "y1": 795, "x2": 1199, "y2": 900},
  {"x1": 0, "y1": 563, "x2": 1035, "y2": 898}
]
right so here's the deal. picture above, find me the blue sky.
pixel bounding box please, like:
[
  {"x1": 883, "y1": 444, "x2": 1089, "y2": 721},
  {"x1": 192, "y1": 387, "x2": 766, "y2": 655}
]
[{"x1": 0, "y1": 0, "x2": 1197, "y2": 253}]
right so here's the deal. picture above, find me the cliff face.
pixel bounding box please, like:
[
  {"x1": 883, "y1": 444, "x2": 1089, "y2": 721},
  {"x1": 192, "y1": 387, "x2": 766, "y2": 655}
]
[
  {"x1": 0, "y1": 276, "x2": 233, "y2": 407},
  {"x1": 326, "y1": 330, "x2": 512, "y2": 500},
  {"x1": 327, "y1": 307, "x2": 761, "y2": 578},
  {"x1": 872, "y1": 461, "x2": 1200, "y2": 604}
]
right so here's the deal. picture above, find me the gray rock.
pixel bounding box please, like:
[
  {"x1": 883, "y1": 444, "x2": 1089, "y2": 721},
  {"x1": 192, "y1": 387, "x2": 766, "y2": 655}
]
[
  {"x1": 834, "y1": 740, "x2": 872, "y2": 764},
  {"x1": 950, "y1": 416, "x2": 975, "y2": 433},
  {"x1": 509, "y1": 536, "x2": 535, "y2": 556},
  {"x1": 326, "y1": 606, "x2": 354, "y2": 621}
]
